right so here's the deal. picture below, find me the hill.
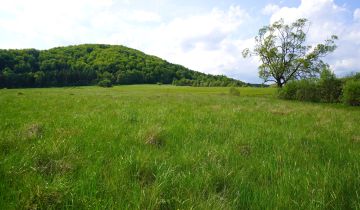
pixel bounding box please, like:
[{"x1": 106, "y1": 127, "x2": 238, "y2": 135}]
[{"x1": 0, "y1": 44, "x2": 246, "y2": 88}]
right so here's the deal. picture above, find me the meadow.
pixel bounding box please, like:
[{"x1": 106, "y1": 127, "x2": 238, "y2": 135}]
[{"x1": 0, "y1": 85, "x2": 359, "y2": 209}]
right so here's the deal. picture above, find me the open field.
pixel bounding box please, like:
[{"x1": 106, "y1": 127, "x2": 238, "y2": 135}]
[{"x1": 0, "y1": 85, "x2": 359, "y2": 209}]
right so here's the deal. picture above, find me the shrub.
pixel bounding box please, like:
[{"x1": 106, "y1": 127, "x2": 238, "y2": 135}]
[
  {"x1": 279, "y1": 69, "x2": 343, "y2": 103},
  {"x1": 278, "y1": 81, "x2": 298, "y2": 100},
  {"x1": 229, "y1": 87, "x2": 240, "y2": 96},
  {"x1": 98, "y1": 79, "x2": 112, "y2": 87},
  {"x1": 342, "y1": 80, "x2": 360, "y2": 106},
  {"x1": 279, "y1": 80, "x2": 320, "y2": 102},
  {"x1": 295, "y1": 79, "x2": 320, "y2": 102},
  {"x1": 318, "y1": 69, "x2": 342, "y2": 103}
]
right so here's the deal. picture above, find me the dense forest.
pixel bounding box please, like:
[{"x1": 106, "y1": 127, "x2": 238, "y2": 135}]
[{"x1": 0, "y1": 44, "x2": 247, "y2": 88}]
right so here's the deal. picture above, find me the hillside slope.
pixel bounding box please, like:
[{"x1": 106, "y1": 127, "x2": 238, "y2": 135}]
[{"x1": 0, "y1": 44, "x2": 245, "y2": 88}]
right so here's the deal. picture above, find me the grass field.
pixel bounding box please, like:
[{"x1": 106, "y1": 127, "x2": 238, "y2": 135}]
[{"x1": 0, "y1": 85, "x2": 359, "y2": 209}]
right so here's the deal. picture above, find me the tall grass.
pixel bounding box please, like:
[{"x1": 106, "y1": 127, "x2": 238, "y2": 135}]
[{"x1": 0, "y1": 85, "x2": 359, "y2": 209}]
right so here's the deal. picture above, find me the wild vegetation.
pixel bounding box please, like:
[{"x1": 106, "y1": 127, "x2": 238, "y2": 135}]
[
  {"x1": 278, "y1": 70, "x2": 360, "y2": 106},
  {"x1": 0, "y1": 44, "x2": 247, "y2": 88},
  {"x1": 243, "y1": 18, "x2": 337, "y2": 87},
  {"x1": 1, "y1": 85, "x2": 359, "y2": 209},
  {"x1": 242, "y1": 18, "x2": 359, "y2": 106},
  {"x1": 0, "y1": 15, "x2": 359, "y2": 209},
  {"x1": 342, "y1": 79, "x2": 360, "y2": 106}
]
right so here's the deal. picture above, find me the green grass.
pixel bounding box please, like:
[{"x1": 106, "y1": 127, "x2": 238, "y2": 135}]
[{"x1": 0, "y1": 85, "x2": 359, "y2": 209}]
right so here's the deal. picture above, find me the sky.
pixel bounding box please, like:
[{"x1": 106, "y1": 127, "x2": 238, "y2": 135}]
[{"x1": 0, "y1": 0, "x2": 359, "y2": 83}]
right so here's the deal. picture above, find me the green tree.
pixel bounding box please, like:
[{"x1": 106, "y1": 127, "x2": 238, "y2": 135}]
[
  {"x1": 34, "y1": 71, "x2": 45, "y2": 86},
  {"x1": 243, "y1": 18, "x2": 337, "y2": 87},
  {"x1": 98, "y1": 79, "x2": 113, "y2": 87}
]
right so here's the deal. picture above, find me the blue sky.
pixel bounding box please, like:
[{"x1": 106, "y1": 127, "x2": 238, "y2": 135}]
[{"x1": 0, "y1": 0, "x2": 359, "y2": 83}]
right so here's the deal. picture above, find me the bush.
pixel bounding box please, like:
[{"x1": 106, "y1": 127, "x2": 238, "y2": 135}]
[
  {"x1": 278, "y1": 80, "x2": 320, "y2": 102},
  {"x1": 278, "y1": 81, "x2": 298, "y2": 100},
  {"x1": 318, "y1": 69, "x2": 342, "y2": 103},
  {"x1": 295, "y1": 79, "x2": 320, "y2": 102},
  {"x1": 229, "y1": 87, "x2": 240, "y2": 96},
  {"x1": 98, "y1": 79, "x2": 112, "y2": 87},
  {"x1": 279, "y1": 69, "x2": 343, "y2": 103},
  {"x1": 342, "y1": 80, "x2": 360, "y2": 106}
]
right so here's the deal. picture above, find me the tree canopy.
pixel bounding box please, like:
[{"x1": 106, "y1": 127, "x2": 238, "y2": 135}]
[
  {"x1": 0, "y1": 44, "x2": 246, "y2": 88},
  {"x1": 243, "y1": 18, "x2": 337, "y2": 87}
]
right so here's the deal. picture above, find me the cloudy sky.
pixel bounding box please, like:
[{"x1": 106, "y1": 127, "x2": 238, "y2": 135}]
[{"x1": 0, "y1": 0, "x2": 359, "y2": 83}]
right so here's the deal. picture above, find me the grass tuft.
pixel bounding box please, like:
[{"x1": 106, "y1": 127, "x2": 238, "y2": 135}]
[
  {"x1": 35, "y1": 154, "x2": 72, "y2": 176},
  {"x1": 228, "y1": 87, "x2": 240, "y2": 96},
  {"x1": 24, "y1": 123, "x2": 43, "y2": 140},
  {"x1": 351, "y1": 136, "x2": 360, "y2": 144},
  {"x1": 237, "y1": 144, "x2": 252, "y2": 157},
  {"x1": 25, "y1": 187, "x2": 64, "y2": 210},
  {"x1": 0, "y1": 139, "x2": 16, "y2": 155},
  {"x1": 136, "y1": 167, "x2": 156, "y2": 186},
  {"x1": 270, "y1": 109, "x2": 292, "y2": 116},
  {"x1": 143, "y1": 126, "x2": 165, "y2": 147}
]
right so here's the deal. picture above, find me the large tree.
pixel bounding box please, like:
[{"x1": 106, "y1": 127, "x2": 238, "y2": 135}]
[{"x1": 243, "y1": 18, "x2": 337, "y2": 87}]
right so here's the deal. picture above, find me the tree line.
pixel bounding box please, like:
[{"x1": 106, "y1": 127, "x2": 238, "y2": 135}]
[{"x1": 0, "y1": 44, "x2": 246, "y2": 88}]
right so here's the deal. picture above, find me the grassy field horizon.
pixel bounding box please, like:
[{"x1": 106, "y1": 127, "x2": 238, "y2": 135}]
[{"x1": 1, "y1": 85, "x2": 359, "y2": 209}]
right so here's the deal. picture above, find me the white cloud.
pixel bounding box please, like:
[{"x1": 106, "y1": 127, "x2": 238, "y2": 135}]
[
  {"x1": 0, "y1": 2, "x2": 260, "y2": 81},
  {"x1": 0, "y1": 0, "x2": 163, "y2": 48},
  {"x1": 268, "y1": 0, "x2": 360, "y2": 76},
  {"x1": 128, "y1": 10, "x2": 162, "y2": 22},
  {"x1": 138, "y1": 6, "x2": 260, "y2": 82},
  {"x1": 157, "y1": 6, "x2": 249, "y2": 50},
  {"x1": 354, "y1": 8, "x2": 360, "y2": 21},
  {"x1": 0, "y1": 0, "x2": 117, "y2": 48},
  {"x1": 1, "y1": 0, "x2": 358, "y2": 82},
  {"x1": 262, "y1": 4, "x2": 280, "y2": 15}
]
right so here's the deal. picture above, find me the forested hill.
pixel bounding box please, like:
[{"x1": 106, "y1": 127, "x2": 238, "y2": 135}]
[{"x1": 0, "y1": 44, "x2": 246, "y2": 88}]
